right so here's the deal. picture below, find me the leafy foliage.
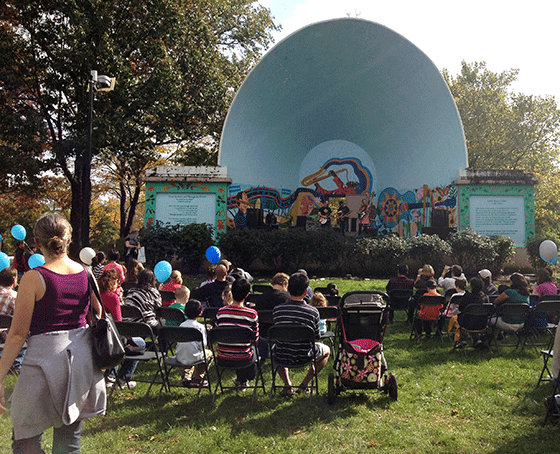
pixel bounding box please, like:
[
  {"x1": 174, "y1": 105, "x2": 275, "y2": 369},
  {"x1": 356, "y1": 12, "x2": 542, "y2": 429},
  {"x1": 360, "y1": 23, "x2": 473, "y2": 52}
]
[
  {"x1": 0, "y1": 0, "x2": 279, "y2": 250},
  {"x1": 408, "y1": 234, "x2": 453, "y2": 274},
  {"x1": 448, "y1": 229, "x2": 498, "y2": 277},
  {"x1": 443, "y1": 61, "x2": 560, "y2": 238},
  {"x1": 354, "y1": 236, "x2": 410, "y2": 277},
  {"x1": 141, "y1": 221, "x2": 214, "y2": 273},
  {"x1": 526, "y1": 235, "x2": 559, "y2": 271}
]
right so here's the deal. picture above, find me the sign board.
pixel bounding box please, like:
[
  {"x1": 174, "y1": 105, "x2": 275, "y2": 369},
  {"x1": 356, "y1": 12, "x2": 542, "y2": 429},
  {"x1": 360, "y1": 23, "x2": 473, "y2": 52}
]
[
  {"x1": 155, "y1": 193, "x2": 216, "y2": 226},
  {"x1": 469, "y1": 195, "x2": 525, "y2": 247}
]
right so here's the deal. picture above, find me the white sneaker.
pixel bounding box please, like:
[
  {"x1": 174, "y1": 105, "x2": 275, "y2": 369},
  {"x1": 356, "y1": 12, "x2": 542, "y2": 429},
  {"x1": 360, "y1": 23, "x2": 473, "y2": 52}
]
[{"x1": 122, "y1": 380, "x2": 136, "y2": 389}]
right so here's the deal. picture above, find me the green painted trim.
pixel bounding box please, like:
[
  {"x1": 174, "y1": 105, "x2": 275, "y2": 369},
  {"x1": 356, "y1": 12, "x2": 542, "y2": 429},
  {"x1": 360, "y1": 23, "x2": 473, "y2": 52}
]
[
  {"x1": 458, "y1": 185, "x2": 535, "y2": 245},
  {"x1": 144, "y1": 181, "x2": 229, "y2": 241}
]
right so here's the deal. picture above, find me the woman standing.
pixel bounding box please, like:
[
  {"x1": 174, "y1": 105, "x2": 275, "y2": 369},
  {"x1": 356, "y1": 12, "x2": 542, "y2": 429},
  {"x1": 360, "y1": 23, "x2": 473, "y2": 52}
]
[{"x1": 0, "y1": 213, "x2": 106, "y2": 453}]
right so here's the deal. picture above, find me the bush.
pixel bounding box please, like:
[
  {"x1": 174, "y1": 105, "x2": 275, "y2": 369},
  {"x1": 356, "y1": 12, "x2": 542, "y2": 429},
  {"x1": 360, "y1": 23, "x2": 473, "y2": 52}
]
[
  {"x1": 448, "y1": 229, "x2": 497, "y2": 277},
  {"x1": 141, "y1": 222, "x2": 214, "y2": 273},
  {"x1": 354, "y1": 235, "x2": 409, "y2": 277},
  {"x1": 408, "y1": 234, "x2": 452, "y2": 275},
  {"x1": 489, "y1": 235, "x2": 516, "y2": 275}
]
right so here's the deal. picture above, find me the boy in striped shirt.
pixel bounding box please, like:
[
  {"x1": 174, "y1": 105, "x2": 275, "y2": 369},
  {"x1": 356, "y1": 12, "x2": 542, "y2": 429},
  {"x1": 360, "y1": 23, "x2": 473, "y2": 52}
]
[{"x1": 215, "y1": 278, "x2": 258, "y2": 390}]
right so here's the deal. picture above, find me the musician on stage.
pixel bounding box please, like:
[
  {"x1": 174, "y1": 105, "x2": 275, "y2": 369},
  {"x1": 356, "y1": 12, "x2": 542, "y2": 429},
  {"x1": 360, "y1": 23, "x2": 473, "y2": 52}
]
[
  {"x1": 336, "y1": 200, "x2": 351, "y2": 235},
  {"x1": 317, "y1": 199, "x2": 332, "y2": 228}
]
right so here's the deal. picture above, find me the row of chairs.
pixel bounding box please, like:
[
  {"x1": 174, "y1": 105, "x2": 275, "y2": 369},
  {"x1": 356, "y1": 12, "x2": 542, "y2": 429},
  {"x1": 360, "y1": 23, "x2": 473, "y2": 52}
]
[
  {"x1": 112, "y1": 315, "x2": 323, "y2": 404},
  {"x1": 115, "y1": 304, "x2": 330, "y2": 402}
]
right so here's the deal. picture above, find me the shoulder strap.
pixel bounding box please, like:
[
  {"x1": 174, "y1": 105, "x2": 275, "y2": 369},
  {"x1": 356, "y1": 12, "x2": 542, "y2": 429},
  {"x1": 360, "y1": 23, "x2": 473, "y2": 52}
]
[{"x1": 84, "y1": 265, "x2": 105, "y2": 319}]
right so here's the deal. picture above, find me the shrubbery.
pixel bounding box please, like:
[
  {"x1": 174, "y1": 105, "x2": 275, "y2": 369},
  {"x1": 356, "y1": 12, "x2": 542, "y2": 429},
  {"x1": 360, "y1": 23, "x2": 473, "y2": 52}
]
[
  {"x1": 141, "y1": 222, "x2": 214, "y2": 273},
  {"x1": 143, "y1": 223, "x2": 518, "y2": 278}
]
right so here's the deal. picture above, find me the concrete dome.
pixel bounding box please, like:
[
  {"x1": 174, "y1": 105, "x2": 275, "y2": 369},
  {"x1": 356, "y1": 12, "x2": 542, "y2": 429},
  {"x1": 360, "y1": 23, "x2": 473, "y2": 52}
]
[{"x1": 219, "y1": 18, "x2": 467, "y2": 194}]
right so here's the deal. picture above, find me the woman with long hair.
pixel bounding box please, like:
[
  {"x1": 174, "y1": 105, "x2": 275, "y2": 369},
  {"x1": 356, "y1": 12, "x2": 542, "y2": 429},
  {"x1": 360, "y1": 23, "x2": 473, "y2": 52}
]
[{"x1": 0, "y1": 213, "x2": 106, "y2": 453}]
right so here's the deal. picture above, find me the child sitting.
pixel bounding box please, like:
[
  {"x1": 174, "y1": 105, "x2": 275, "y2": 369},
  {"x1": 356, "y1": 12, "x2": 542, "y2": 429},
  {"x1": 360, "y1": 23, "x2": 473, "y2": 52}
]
[
  {"x1": 176, "y1": 299, "x2": 213, "y2": 388},
  {"x1": 413, "y1": 279, "x2": 443, "y2": 339},
  {"x1": 165, "y1": 285, "x2": 190, "y2": 327},
  {"x1": 444, "y1": 278, "x2": 467, "y2": 333},
  {"x1": 310, "y1": 292, "x2": 328, "y2": 335}
]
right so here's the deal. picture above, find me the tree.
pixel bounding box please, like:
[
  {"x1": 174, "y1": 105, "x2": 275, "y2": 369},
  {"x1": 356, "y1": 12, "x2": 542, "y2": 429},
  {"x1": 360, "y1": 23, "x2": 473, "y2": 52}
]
[
  {"x1": 0, "y1": 0, "x2": 278, "y2": 255},
  {"x1": 443, "y1": 61, "x2": 560, "y2": 237}
]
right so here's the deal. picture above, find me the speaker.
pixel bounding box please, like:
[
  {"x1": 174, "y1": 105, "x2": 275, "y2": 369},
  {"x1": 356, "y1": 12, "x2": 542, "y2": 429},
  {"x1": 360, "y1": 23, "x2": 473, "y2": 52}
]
[
  {"x1": 246, "y1": 208, "x2": 263, "y2": 228},
  {"x1": 431, "y1": 209, "x2": 449, "y2": 229},
  {"x1": 296, "y1": 216, "x2": 307, "y2": 229}
]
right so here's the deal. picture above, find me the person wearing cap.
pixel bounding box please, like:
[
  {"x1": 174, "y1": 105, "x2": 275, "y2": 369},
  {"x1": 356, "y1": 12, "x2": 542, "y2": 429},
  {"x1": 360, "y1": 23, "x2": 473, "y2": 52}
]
[
  {"x1": 124, "y1": 227, "x2": 141, "y2": 267},
  {"x1": 478, "y1": 269, "x2": 498, "y2": 296}
]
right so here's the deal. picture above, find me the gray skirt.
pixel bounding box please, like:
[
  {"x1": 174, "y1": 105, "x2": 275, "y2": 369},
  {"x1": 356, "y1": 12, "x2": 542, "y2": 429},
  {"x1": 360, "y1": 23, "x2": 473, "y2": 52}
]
[{"x1": 11, "y1": 326, "x2": 106, "y2": 440}]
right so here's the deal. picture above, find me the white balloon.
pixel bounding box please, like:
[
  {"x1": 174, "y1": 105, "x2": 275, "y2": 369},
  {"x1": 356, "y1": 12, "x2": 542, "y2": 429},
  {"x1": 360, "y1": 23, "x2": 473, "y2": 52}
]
[
  {"x1": 79, "y1": 247, "x2": 96, "y2": 265},
  {"x1": 539, "y1": 240, "x2": 558, "y2": 263}
]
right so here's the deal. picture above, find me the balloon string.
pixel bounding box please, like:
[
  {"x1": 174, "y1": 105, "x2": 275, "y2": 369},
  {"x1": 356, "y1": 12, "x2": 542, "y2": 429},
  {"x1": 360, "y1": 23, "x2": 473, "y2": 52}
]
[{"x1": 23, "y1": 241, "x2": 33, "y2": 254}]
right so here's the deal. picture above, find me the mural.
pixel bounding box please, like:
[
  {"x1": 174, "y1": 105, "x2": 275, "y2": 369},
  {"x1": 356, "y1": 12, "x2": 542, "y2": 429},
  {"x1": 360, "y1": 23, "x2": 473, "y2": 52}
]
[{"x1": 227, "y1": 182, "x2": 457, "y2": 238}]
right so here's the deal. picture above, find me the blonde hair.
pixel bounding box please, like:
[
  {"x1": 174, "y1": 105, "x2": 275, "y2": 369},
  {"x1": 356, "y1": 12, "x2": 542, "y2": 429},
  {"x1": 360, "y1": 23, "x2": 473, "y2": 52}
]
[
  {"x1": 170, "y1": 270, "x2": 183, "y2": 284},
  {"x1": 33, "y1": 212, "x2": 72, "y2": 255},
  {"x1": 421, "y1": 264, "x2": 435, "y2": 279},
  {"x1": 222, "y1": 284, "x2": 233, "y2": 305},
  {"x1": 310, "y1": 292, "x2": 327, "y2": 307},
  {"x1": 175, "y1": 285, "x2": 190, "y2": 302}
]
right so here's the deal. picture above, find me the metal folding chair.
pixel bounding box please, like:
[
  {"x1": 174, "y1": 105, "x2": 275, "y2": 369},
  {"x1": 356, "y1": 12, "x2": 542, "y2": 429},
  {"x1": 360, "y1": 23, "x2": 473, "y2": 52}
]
[
  {"x1": 409, "y1": 295, "x2": 446, "y2": 343},
  {"x1": 268, "y1": 324, "x2": 319, "y2": 400},
  {"x1": 317, "y1": 306, "x2": 338, "y2": 348},
  {"x1": 456, "y1": 303, "x2": 495, "y2": 355},
  {"x1": 113, "y1": 321, "x2": 166, "y2": 398},
  {"x1": 157, "y1": 326, "x2": 212, "y2": 404},
  {"x1": 491, "y1": 303, "x2": 531, "y2": 349},
  {"x1": 387, "y1": 289, "x2": 413, "y2": 322},
  {"x1": 209, "y1": 326, "x2": 266, "y2": 403}
]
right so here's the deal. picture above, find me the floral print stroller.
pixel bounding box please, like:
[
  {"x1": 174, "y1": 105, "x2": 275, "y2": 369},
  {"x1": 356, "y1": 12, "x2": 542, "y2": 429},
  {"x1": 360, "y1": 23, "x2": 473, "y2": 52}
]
[{"x1": 327, "y1": 291, "x2": 397, "y2": 404}]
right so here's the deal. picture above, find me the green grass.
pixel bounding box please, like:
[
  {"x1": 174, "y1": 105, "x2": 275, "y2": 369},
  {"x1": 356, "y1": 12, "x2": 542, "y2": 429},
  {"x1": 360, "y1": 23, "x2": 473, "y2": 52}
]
[{"x1": 2, "y1": 278, "x2": 560, "y2": 453}]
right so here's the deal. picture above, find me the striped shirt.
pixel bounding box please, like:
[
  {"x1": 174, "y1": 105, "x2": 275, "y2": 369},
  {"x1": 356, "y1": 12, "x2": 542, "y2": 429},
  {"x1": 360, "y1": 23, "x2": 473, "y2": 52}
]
[
  {"x1": 215, "y1": 304, "x2": 258, "y2": 362},
  {"x1": 272, "y1": 300, "x2": 320, "y2": 365}
]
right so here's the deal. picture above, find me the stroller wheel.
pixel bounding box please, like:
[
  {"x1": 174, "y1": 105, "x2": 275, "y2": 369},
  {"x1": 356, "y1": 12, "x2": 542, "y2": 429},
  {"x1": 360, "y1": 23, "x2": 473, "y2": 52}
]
[
  {"x1": 327, "y1": 373, "x2": 336, "y2": 405},
  {"x1": 388, "y1": 372, "x2": 398, "y2": 400}
]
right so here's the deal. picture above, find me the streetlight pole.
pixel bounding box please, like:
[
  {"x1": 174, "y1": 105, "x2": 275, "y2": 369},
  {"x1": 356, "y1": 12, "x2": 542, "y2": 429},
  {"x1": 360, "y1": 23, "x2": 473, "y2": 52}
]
[{"x1": 81, "y1": 70, "x2": 115, "y2": 250}]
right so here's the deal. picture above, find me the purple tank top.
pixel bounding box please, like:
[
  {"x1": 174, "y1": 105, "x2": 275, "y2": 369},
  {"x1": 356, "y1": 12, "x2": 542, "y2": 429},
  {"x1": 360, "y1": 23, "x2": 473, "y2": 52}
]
[{"x1": 29, "y1": 267, "x2": 90, "y2": 337}]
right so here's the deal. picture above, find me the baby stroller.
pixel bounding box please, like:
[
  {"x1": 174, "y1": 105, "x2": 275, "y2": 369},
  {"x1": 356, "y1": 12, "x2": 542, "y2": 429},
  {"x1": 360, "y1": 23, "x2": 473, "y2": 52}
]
[{"x1": 327, "y1": 291, "x2": 397, "y2": 404}]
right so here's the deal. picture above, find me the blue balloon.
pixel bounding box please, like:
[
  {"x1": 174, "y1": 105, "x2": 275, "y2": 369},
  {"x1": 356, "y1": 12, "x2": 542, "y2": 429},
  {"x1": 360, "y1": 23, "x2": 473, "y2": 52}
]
[
  {"x1": 11, "y1": 224, "x2": 26, "y2": 241},
  {"x1": 28, "y1": 253, "x2": 45, "y2": 269},
  {"x1": 0, "y1": 252, "x2": 10, "y2": 271},
  {"x1": 206, "y1": 246, "x2": 221, "y2": 264},
  {"x1": 154, "y1": 260, "x2": 172, "y2": 283}
]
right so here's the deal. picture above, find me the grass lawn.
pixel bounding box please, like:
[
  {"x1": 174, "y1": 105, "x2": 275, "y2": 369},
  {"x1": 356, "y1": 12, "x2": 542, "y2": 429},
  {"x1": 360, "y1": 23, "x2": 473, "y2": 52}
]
[{"x1": 1, "y1": 278, "x2": 560, "y2": 453}]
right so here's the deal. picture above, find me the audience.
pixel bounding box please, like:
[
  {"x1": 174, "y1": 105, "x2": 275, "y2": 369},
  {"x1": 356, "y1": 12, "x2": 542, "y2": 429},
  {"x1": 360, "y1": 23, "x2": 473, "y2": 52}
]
[
  {"x1": 124, "y1": 269, "x2": 162, "y2": 331},
  {"x1": 272, "y1": 272, "x2": 330, "y2": 396},
  {"x1": 478, "y1": 269, "x2": 499, "y2": 296},
  {"x1": 159, "y1": 270, "x2": 183, "y2": 307},
  {"x1": 191, "y1": 264, "x2": 230, "y2": 309},
  {"x1": 493, "y1": 273, "x2": 530, "y2": 333},
  {"x1": 215, "y1": 278, "x2": 259, "y2": 390},
  {"x1": 413, "y1": 279, "x2": 443, "y2": 339},
  {"x1": 176, "y1": 299, "x2": 213, "y2": 388}
]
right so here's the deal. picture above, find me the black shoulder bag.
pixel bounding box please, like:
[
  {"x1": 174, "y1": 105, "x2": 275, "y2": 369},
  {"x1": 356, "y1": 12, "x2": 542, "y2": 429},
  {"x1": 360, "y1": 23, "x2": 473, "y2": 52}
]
[{"x1": 85, "y1": 266, "x2": 126, "y2": 369}]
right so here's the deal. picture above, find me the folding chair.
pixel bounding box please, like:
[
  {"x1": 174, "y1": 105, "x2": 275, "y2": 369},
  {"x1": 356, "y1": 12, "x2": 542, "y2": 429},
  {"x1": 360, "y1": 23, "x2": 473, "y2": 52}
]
[
  {"x1": 456, "y1": 303, "x2": 495, "y2": 355},
  {"x1": 409, "y1": 295, "x2": 446, "y2": 343},
  {"x1": 317, "y1": 306, "x2": 338, "y2": 348},
  {"x1": 0, "y1": 314, "x2": 24, "y2": 376},
  {"x1": 113, "y1": 321, "x2": 166, "y2": 398},
  {"x1": 326, "y1": 295, "x2": 341, "y2": 307},
  {"x1": 522, "y1": 299, "x2": 560, "y2": 354},
  {"x1": 252, "y1": 284, "x2": 273, "y2": 294},
  {"x1": 209, "y1": 326, "x2": 266, "y2": 403},
  {"x1": 268, "y1": 324, "x2": 320, "y2": 400},
  {"x1": 387, "y1": 289, "x2": 413, "y2": 323},
  {"x1": 543, "y1": 378, "x2": 560, "y2": 425},
  {"x1": 202, "y1": 307, "x2": 219, "y2": 328},
  {"x1": 121, "y1": 305, "x2": 144, "y2": 322},
  {"x1": 157, "y1": 326, "x2": 212, "y2": 404},
  {"x1": 156, "y1": 306, "x2": 186, "y2": 327},
  {"x1": 491, "y1": 303, "x2": 531, "y2": 349},
  {"x1": 158, "y1": 290, "x2": 176, "y2": 303}
]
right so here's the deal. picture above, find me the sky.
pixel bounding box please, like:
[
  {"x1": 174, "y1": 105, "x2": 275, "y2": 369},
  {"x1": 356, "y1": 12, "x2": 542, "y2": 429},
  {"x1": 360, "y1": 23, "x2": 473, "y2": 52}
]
[{"x1": 258, "y1": 0, "x2": 560, "y2": 101}]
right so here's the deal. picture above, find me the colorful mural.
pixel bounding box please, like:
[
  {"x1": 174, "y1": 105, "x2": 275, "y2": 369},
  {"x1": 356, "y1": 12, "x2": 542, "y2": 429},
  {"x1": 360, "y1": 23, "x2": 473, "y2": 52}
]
[{"x1": 227, "y1": 182, "x2": 457, "y2": 238}]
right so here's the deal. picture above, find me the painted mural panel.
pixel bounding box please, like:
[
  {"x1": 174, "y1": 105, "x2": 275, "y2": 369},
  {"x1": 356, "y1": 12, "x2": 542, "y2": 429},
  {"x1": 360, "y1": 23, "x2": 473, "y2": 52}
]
[{"x1": 227, "y1": 180, "x2": 457, "y2": 238}]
